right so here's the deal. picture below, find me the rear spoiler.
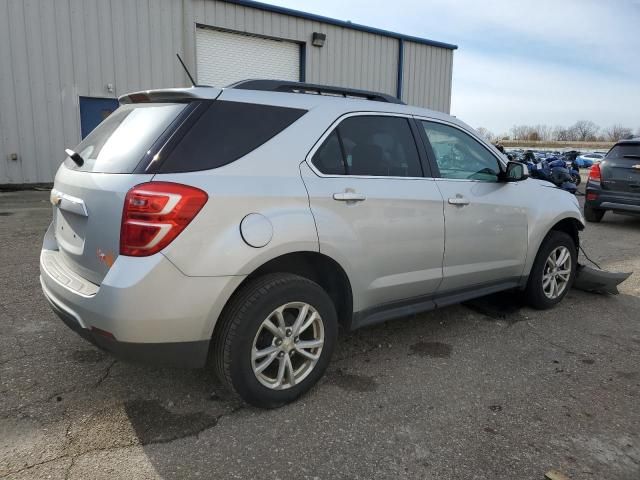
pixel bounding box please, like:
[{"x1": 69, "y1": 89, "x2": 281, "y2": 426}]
[{"x1": 118, "y1": 87, "x2": 222, "y2": 104}]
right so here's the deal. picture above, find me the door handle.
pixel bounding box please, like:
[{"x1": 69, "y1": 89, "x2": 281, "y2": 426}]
[
  {"x1": 333, "y1": 192, "x2": 366, "y2": 202},
  {"x1": 448, "y1": 195, "x2": 470, "y2": 206}
]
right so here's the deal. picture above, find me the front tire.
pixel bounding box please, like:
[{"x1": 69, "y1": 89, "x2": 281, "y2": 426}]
[
  {"x1": 524, "y1": 231, "x2": 577, "y2": 309},
  {"x1": 584, "y1": 204, "x2": 605, "y2": 223},
  {"x1": 212, "y1": 273, "x2": 338, "y2": 408}
]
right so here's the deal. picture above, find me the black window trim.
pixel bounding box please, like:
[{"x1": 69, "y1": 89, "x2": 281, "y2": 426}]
[
  {"x1": 334, "y1": 128, "x2": 350, "y2": 175},
  {"x1": 134, "y1": 100, "x2": 211, "y2": 174},
  {"x1": 414, "y1": 116, "x2": 507, "y2": 182},
  {"x1": 306, "y1": 111, "x2": 433, "y2": 179}
]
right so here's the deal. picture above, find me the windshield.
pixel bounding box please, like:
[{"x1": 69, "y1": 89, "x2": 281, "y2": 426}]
[{"x1": 65, "y1": 103, "x2": 187, "y2": 173}]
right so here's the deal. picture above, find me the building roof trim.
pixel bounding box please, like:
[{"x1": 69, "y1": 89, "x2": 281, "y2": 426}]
[{"x1": 221, "y1": 0, "x2": 458, "y2": 50}]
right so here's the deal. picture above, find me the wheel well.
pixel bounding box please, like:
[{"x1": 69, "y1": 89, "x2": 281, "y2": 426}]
[
  {"x1": 550, "y1": 218, "x2": 583, "y2": 253},
  {"x1": 241, "y1": 252, "x2": 353, "y2": 330}
]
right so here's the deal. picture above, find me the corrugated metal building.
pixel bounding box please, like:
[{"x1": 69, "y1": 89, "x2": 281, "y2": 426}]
[{"x1": 0, "y1": 0, "x2": 456, "y2": 185}]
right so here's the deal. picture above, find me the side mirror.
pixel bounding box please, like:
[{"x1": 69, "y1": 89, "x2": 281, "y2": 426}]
[{"x1": 501, "y1": 161, "x2": 529, "y2": 182}]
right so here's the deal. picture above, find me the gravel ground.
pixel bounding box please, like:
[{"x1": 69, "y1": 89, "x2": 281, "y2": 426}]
[{"x1": 1, "y1": 185, "x2": 639, "y2": 480}]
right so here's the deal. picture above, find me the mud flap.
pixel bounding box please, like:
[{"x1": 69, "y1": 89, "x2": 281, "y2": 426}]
[{"x1": 573, "y1": 264, "x2": 632, "y2": 295}]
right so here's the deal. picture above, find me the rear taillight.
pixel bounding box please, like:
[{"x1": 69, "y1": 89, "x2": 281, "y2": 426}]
[
  {"x1": 588, "y1": 163, "x2": 601, "y2": 181},
  {"x1": 120, "y1": 182, "x2": 208, "y2": 257}
]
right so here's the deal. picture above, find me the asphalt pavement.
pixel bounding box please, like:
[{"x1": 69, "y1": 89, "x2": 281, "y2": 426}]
[{"x1": 1, "y1": 186, "x2": 639, "y2": 479}]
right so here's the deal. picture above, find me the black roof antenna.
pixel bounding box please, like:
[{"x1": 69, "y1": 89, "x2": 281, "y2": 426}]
[{"x1": 176, "y1": 53, "x2": 197, "y2": 87}]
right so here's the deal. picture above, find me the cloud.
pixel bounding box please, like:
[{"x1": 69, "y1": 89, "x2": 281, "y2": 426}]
[{"x1": 452, "y1": 51, "x2": 640, "y2": 133}]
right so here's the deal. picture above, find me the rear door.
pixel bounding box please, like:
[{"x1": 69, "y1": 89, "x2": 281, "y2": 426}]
[
  {"x1": 418, "y1": 119, "x2": 528, "y2": 292},
  {"x1": 300, "y1": 113, "x2": 445, "y2": 311},
  {"x1": 600, "y1": 143, "x2": 640, "y2": 196},
  {"x1": 50, "y1": 102, "x2": 190, "y2": 285}
]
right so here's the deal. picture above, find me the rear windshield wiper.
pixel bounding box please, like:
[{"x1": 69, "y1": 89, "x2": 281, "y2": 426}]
[
  {"x1": 65, "y1": 148, "x2": 84, "y2": 167},
  {"x1": 623, "y1": 154, "x2": 640, "y2": 159}
]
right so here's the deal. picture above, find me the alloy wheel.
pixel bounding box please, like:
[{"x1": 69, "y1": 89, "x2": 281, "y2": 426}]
[
  {"x1": 251, "y1": 302, "x2": 324, "y2": 390},
  {"x1": 542, "y1": 246, "x2": 572, "y2": 299}
]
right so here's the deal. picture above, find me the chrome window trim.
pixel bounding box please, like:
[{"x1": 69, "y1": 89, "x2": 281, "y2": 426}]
[{"x1": 304, "y1": 111, "x2": 434, "y2": 181}]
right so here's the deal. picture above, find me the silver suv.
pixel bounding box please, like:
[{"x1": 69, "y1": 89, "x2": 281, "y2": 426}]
[{"x1": 40, "y1": 80, "x2": 584, "y2": 408}]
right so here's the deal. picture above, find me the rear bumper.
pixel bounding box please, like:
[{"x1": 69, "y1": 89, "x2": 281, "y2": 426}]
[
  {"x1": 585, "y1": 181, "x2": 640, "y2": 214},
  {"x1": 41, "y1": 283, "x2": 209, "y2": 367},
  {"x1": 597, "y1": 202, "x2": 640, "y2": 214},
  {"x1": 40, "y1": 248, "x2": 245, "y2": 368}
]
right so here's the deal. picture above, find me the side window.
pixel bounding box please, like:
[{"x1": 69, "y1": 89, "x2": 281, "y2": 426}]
[
  {"x1": 421, "y1": 121, "x2": 500, "y2": 182},
  {"x1": 160, "y1": 101, "x2": 307, "y2": 173},
  {"x1": 312, "y1": 130, "x2": 346, "y2": 175},
  {"x1": 311, "y1": 115, "x2": 423, "y2": 177},
  {"x1": 339, "y1": 116, "x2": 422, "y2": 177}
]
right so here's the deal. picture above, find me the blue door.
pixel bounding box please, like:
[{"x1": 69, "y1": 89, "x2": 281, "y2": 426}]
[{"x1": 79, "y1": 96, "x2": 119, "y2": 139}]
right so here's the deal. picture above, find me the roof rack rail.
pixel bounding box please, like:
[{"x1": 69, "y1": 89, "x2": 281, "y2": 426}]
[{"x1": 228, "y1": 79, "x2": 405, "y2": 104}]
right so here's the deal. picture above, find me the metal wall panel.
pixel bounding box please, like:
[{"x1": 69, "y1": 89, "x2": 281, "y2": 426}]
[
  {"x1": 0, "y1": 0, "x2": 189, "y2": 184},
  {"x1": 190, "y1": 0, "x2": 401, "y2": 96},
  {"x1": 0, "y1": 0, "x2": 453, "y2": 184},
  {"x1": 0, "y1": 0, "x2": 23, "y2": 184},
  {"x1": 401, "y1": 41, "x2": 454, "y2": 113}
]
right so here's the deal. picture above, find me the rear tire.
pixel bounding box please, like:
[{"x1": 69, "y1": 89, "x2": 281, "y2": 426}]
[
  {"x1": 524, "y1": 231, "x2": 577, "y2": 310},
  {"x1": 212, "y1": 273, "x2": 338, "y2": 408},
  {"x1": 584, "y1": 204, "x2": 605, "y2": 223}
]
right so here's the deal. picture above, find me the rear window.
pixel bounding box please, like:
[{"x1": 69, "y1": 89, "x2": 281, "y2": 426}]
[
  {"x1": 67, "y1": 103, "x2": 186, "y2": 173},
  {"x1": 606, "y1": 144, "x2": 640, "y2": 159},
  {"x1": 159, "y1": 101, "x2": 307, "y2": 173}
]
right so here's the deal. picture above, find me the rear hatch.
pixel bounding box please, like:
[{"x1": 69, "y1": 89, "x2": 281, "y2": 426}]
[
  {"x1": 50, "y1": 101, "x2": 193, "y2": 285},
  {"x1": 600, "y1": 142, "x2": 640, "y2": 195}
]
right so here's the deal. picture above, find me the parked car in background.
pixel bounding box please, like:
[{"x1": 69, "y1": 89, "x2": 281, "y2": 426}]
[
  {"x1": 40, "y1": 80, "x2": 585, "y2": 408},
  {"x1": 584, "y1": 138, "x2": 640, "y2": 222},
  {"x1": 575, "y1": 153, "x2": 605, "y2": 168}
]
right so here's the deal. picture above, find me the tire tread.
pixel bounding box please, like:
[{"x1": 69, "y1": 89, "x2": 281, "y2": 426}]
[
  {"x1": 212, "y1": 273, "x2": 327, "y2": 401},
  {"x1": 525, "y1": 230, "x2": 577, "y2": 310},
  {"x1": 584, "y1": 204, "x2": 605, "y2": 223}
]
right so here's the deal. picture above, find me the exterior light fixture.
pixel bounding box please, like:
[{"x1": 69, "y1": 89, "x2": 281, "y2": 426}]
[{"x1": 311, "y1": 32, "x2": 326, "y2": 47}]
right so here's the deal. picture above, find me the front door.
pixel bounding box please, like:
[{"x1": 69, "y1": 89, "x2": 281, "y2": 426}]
[
  {"x1": 419, "y1": 120, "x2": 528, "y2": 292},
  {"x1": 300, "y1": 114, "x2": 445, "y2": 312}
]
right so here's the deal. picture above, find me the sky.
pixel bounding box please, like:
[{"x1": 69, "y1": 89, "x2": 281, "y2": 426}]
[{"x1": 263, "y1": 0, "x2": 640, "y2": 135}]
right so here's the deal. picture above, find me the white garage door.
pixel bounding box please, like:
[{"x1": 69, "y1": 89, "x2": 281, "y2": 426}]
[{"x1": 196, "y1": 28, "x2": 300, "y2": 87}]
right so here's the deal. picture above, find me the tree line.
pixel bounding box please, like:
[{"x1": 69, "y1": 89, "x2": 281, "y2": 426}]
[{"x1": 476, "y1": 121, "x2": 639, "y2": 143}]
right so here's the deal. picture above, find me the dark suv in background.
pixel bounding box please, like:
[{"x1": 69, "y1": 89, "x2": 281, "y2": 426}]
[{"x1": 584, "y1": 138, "x2": 640, "y2": 222}]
